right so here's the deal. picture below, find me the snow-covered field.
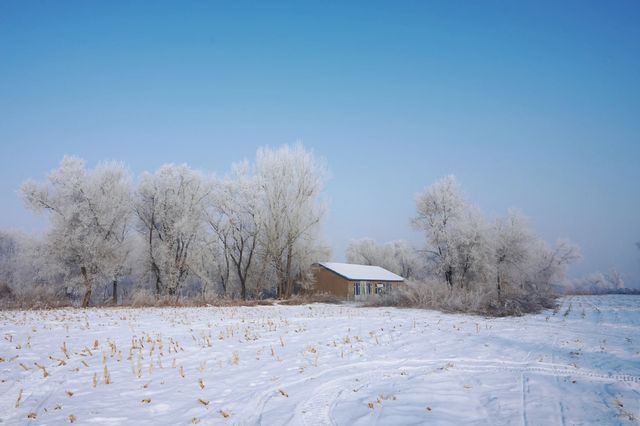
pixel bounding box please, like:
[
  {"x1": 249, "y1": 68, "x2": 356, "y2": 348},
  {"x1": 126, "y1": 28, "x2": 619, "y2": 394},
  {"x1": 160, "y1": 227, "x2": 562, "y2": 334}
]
[{"x1": 1, "y1": 296, "x2": 639, "y2": 425}]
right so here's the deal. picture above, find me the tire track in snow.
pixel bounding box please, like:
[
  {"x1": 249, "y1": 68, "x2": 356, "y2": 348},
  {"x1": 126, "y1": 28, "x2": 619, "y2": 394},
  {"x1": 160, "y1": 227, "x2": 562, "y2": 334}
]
[
  {"x1": 550, "y1": 322, "x2": 568, "y2": 426},
  {"x1": 248, "y1": 358, "x2": 639, "y2": 425},
  {"x1": 1, "y1": 361, "x2": 70, "y2": 424},
  {"x1": 243, "y1": 359, "x2": 413, "y2": 426},
  {"x1": 521, "y1": 373, "x2": 528, "y2": 426},
  {"x1": 303, "y1": 360, "x2": 640, "y2": 425},
  {"x1": 297, "y1": 367, "x2": 395, "y2": 426},
  {"x1": 443, "y1": 359, "x2": 640, "y2": 383}
]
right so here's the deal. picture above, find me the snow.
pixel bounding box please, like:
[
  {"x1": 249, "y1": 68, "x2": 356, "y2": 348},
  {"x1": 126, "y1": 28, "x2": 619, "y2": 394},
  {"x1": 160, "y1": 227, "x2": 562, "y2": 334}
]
[
  {"x1": 318, "y1": 262, "x2": 405, "y2": 281},
  {"x1": 1, "y1": 295, "x2": 639, "y2": 425}
]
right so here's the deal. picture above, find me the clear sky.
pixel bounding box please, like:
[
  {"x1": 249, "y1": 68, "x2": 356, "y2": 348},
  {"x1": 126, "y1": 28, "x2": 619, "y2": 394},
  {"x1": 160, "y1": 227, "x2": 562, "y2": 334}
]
[{"x1": 1, "y1": 1, "x2": 639, "y2": 286}]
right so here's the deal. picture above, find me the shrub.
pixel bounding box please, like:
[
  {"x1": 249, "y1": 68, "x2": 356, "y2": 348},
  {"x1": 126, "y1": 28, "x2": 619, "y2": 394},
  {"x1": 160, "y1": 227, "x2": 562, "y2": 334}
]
[
  {"x1": 364, "y1": 280, "x2": 557, "y2": 317},
  {"x1": 2, "y1": 284, "x2": 70, "y2": 309}
]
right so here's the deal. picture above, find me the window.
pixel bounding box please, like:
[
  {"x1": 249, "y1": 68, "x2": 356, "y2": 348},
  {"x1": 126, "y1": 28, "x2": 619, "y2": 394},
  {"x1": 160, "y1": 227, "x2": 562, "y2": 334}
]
[
  {"x1": 354, "y1": 282, "x2": 360, "y2": 296},
  {"x1": 366, "y1": 282, "x2": 371, "y2": 295}
]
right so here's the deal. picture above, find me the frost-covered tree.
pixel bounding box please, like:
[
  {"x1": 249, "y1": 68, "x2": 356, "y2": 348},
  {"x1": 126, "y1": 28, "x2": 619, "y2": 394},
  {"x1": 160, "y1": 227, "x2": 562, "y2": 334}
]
[
  {"x1": 605, "y1": 269, "x2": 624, "y2": 290},
  {"x1": 388, "y1": 240, "x2": 423, "y2": 279},
  {"x1": 134, "y1": 164, "x2": 210, "y2": 298},
  {"x1": 0, "y1": 231, "x2": 20, "y2": 291},
  {"x1": 285, "y1": 219, "x2": 331, "y2": 294},
  {"x1": 21, "y1": 157, "x2": 133, "y2": 307},
  {"x1": 567, "y1": 268, "x2": 623, "y2": 294},
  {"x1": 0, "y1": 231, "x2": 66, "y2": 304},
  {"x1": 491, "y1": 210, "x2": 536, "y2": 299},
  {"x1": 451, "y1": 211, "x2": 492, "y2": 289},
  {"x1": 346, "y1": 239, "x2": 380, "y2": 266},
  {"x1": 256, "y1": 144, "x2": 328, "y2": 298},
  {"x1": 206, "y1": 164, "x2": 262, "y2": 300},
  {"x1": 412, "y1": 175, "x2": 463, "y2": 287},
  {"x1": 526, "y1": 239, "x2": 581, "y2": 293},
  {"x1": 187, "y1": 238, "x2": 219, "y2": 299},
  {"x1": 346, "y1": 239, "x2": 421, "y2": 279},
  {"x1": 413, "y1": 176, "x2": 490, "y2": 289},
  {"x1": 0, "y1": 231, "x2": 32, "y2": 301}
]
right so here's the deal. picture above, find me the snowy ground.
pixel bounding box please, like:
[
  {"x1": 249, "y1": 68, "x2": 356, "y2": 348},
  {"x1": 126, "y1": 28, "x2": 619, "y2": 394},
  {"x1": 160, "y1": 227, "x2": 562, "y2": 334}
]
[{"x1": 1, "y1": 296, "x2": 639, "y2": 425}]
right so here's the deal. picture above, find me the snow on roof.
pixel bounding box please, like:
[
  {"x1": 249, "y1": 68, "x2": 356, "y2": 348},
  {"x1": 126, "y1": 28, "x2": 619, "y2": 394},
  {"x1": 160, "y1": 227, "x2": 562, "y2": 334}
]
[{"x1": 318, "y1": 262, "x2": 404, "y2": 281}]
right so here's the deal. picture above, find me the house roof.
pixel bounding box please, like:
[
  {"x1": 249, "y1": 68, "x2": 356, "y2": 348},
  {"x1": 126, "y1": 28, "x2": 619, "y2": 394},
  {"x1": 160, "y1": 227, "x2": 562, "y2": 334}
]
[{"x1": 317, "y1": 262, "x2": 404, "y2": 282}]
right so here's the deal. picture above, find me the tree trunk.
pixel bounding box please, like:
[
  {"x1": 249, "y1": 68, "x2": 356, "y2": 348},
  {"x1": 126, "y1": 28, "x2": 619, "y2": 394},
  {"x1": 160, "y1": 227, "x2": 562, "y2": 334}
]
[
  {"x1": 220, "y1": 255, "x2": 229, "y2": 297},
  {"x1": 155, "y1": 276, "x2": 161, "y2": 296},
  {"x1": 112, "y1": 280, "x2": 118, "y2": 305},
  {"x1": 152, "y1": 262, "x2": 162, "y2": 296},
  {"x1": 240, "y1": 279, "x2": 247, "y2": 300},
  {"x1": 445, "y1": 267, "x2": 453, "y2": 288},
  {"x1": 201, "y1": 279, "x2": 209, "y2": 303},
  {"x1": 81, "y1": 266, "x2": 92, "y2": 308},
  {"x1": 284, "y1": 244, "x2": 293, "y2": 298},
  {"x1": 276, "y1": 270, "x2": 282, "y2": 299},
  {"x1": 234, "y1": 250, "x2": 248, "y2": 301},
  {"x1": 219, "y1": 274, "x2": 227, "y2": 297},
  {"x1": 276, "y1": 265, "x2": 285, "y2": 299},
  {"x1": 254, "y1": 261, "x2": 268, "y2": 299}
]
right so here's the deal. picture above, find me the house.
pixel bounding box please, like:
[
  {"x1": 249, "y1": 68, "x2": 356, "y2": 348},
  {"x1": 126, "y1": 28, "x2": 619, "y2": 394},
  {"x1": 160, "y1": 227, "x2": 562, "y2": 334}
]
[{"x1": 312, "y1": 262, "x2": 405, "y2": 300}]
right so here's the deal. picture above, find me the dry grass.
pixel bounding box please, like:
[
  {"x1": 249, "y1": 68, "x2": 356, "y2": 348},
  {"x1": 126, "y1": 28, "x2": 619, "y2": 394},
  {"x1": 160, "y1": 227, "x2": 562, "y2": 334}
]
[
  {"x1": 128, "y1": 288, "x2": 276, "y2": 308},
  {"x1": 15, "y1": 389, "x2": 22, "y2": 408},
  {"x1": 277, "y1": 293, "x2": 342, "y2": 305},
  {"x1": 0, "y1": 285, "x2": 349, "y2": 311},
  {"x1": 103, "y1": 365, "x2": 111, "y2": 384}
]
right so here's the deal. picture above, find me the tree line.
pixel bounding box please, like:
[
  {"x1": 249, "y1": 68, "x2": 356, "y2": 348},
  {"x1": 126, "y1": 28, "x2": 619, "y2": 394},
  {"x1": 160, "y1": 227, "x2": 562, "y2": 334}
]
[
  {"x1": 2, "y1": 150, "x2": 620, "y2": 313},
  {"x1": 0, "y1": 144, "x2": 328, "y2": 307}
]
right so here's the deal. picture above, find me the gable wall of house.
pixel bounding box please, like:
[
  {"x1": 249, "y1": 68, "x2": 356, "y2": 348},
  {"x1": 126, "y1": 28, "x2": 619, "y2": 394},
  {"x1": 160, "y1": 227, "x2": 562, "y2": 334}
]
[{"x1": 313, "y1": 266, "x2": 352, "y2": 299}]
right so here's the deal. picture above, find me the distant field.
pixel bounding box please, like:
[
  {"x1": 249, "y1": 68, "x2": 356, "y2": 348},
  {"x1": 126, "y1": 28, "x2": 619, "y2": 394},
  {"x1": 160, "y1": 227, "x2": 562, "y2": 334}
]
[{"x1": 1, "y1": 296, "x2": 639, "y2": 425}]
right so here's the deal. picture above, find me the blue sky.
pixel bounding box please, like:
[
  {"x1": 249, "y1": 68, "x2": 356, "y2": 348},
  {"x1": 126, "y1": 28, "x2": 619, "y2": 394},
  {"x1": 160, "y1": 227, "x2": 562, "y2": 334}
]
[{"x1": 1, "y1": 1, "x2": 639, "y2": 286}]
